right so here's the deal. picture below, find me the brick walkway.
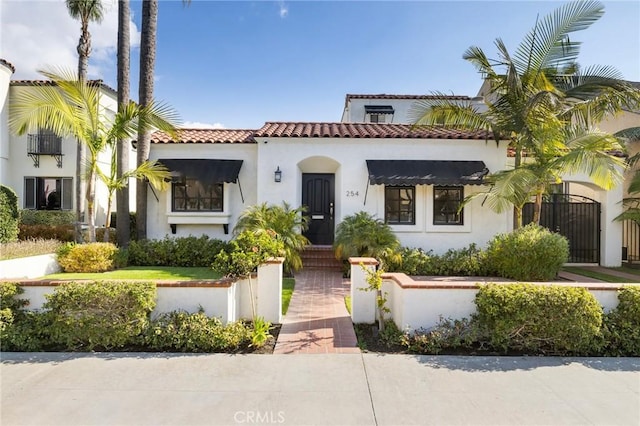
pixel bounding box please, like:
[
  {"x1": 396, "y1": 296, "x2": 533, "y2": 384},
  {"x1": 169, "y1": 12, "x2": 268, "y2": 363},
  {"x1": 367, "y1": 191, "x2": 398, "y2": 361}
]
[{"x1": 274, "y1": 269, "x2": 360, "y2": 354}]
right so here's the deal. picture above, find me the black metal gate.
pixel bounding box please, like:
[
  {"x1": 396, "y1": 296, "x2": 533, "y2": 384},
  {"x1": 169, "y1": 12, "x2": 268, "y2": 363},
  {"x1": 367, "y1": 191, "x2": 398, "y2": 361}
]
[
  {"x1": 622, "y1": 220, "x2": 640, "y2": 262},
  {"x1": 523, "y1": 194, "x2": 601, "y2": 264}
]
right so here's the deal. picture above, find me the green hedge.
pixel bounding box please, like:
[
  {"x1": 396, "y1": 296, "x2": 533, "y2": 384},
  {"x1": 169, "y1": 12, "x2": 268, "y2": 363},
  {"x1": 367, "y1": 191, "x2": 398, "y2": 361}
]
[
  {"x1": 389, "y1": 244, "x2": 487, "y2": 276},
  {"x1": 603, "y1": 286, "x2": 640, "y2": 356},
  {"x1": 474, "y1": 283, "x2": 602, "y2": 354},
  {"x1": 19, "y1": 210, "x2": 75, "y2": 226},
  {"x1": 126, "y1": 236, "x2": 228, "y2": 267},
  {"x1": 45, "y1": 281, "x2": 156, "y2": 351},
  {"x1": 144, "y1": 311, "x2": 252, "y2": 352},
  {"x1": 0, "y1": 185, "x2": 19, "y2": 243}
]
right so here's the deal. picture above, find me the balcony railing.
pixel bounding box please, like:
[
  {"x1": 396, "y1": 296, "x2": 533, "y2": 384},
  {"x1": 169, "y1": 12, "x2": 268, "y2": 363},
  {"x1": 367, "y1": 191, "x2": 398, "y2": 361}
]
[
  {"x1": 27, "y1": 133, "x2": 63, "y2": 168},
  {"x1": 28, "y1": 133, "x2": 62, "y2": 155}
]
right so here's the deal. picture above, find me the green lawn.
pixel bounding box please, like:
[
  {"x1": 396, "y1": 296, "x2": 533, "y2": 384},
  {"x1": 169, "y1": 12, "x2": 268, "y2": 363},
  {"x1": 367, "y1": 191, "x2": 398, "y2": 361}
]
[
  {"x1": 613, "y1": 266, "x2": 640, "y2": 276},
  {"x1": 563, "y1": 267, "x2": 640, "y2": 283},
  {"x1": 282, "y1": 278, "x2": 295, "y2": 315},
  {"x1": 43, "y1": 266, "x2": 222, "y2": 281}
]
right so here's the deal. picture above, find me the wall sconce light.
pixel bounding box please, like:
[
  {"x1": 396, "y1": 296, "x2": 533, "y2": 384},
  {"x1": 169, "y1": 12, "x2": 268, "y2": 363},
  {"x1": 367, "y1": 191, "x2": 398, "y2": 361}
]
[{"x1": 274, "y1": 166, "x2": 282, "y2": 183}]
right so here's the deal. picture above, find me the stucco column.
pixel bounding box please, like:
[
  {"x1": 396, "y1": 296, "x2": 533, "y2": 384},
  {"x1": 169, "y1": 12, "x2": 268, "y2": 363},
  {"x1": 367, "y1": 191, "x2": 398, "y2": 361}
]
[
  {"x1": 349, "y1": 257, "x2": 378, "y2": 324},
  {"x1": 257, "y1": 257, "x2": 284, "y2": 323},
  {"x1": 601, "y1": 183, "x2": 623, "y2": 267}
]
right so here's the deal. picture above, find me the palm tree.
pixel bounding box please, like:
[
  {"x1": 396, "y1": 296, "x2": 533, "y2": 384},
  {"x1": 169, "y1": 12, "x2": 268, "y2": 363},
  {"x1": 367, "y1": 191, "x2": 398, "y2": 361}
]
[
  {"x1": 66, "y1": 0, "x2": 104, "y2": 243},
  {"x1": 234, "y1": 202, "x2": 310, "y2": 274},
  {"x1": 116, "y1": 0, "x2": 131, "y2": 246},
  {"x1": 333, "y1": 211, "x2": 401, "y2": 269},
  {"x1": 135, "y1": 0, "x2": 159, "y2": 240},
  {"x1": 9, "y1": 69, "x2": 179, "y2": 242},
  {"x1": 410, "y1": 0, "x2": 640, "y2": 228}
]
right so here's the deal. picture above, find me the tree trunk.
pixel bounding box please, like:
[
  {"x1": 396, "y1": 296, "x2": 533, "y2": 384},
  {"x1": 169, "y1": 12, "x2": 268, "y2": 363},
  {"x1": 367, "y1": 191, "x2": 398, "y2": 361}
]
[
  {"x1": 135, "y1": 0, "x2": 158, "y2": 241},
  {"x1": 86, "y1": 169, "x2": 96, "y2": 242},
  {"x1": 74, "y1": 20, "x2": 90, "y2": 243},
  {"x1": 116, "y1": 0, "x2": 131, "y2": 246},
  {"x1": 532, "y1": 189, "x2": 543, "y2": 225},
  {"x1": 514, "y1": 206, "x2": 523, "y2": 229},
  {"x1": 104, "y1": 198, "x2": 113, "y2": 242}
]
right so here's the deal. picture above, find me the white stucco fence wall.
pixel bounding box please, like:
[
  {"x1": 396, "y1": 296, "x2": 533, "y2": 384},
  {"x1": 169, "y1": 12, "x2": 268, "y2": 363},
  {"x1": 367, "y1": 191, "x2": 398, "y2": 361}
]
[
  {"x1": 0, "y1": 254, "x2": 61, "y2": 279},
  {"x1": 15, "y1": 258, "x2": 284, "y2": 325},
  {"x1": 349, "y1": 258, "x2": 638, "y2": 332}
]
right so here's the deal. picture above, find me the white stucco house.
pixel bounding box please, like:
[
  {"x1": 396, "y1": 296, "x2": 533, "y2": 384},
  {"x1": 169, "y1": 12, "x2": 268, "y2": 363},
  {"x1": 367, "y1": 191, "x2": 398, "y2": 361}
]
[
  {"x1": 146, "y1": 90, "x2": 634, "y2": 267},
  {"x1": 0, "y1": 59, "x2": 135, "y2": 227}
]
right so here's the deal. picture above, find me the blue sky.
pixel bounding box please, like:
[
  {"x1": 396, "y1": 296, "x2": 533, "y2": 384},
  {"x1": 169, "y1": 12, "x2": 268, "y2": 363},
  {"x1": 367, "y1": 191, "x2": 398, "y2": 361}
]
[{"x1": 4, "y1": 1, "x2": 639, "y2": 129}]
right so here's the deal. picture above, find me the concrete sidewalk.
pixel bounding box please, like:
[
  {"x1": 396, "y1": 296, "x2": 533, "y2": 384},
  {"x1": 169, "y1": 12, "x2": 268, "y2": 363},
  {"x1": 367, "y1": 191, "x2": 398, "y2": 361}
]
[{"x1": 1, "y1": 353, "x2": 638, "y2": 426}]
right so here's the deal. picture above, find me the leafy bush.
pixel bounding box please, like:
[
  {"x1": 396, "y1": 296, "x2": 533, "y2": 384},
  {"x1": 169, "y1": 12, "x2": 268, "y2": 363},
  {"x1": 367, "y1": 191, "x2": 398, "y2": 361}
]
[
  {"x1": 1, "y1": 283, "x2": 52, "y2": 352},
  {"x1": 234, "y1": 202, "x2": 309, "y2": 274},
  {"x1": 389, "y1": 244, "x2": 488, "y2": 276},
  {"x1": 485, "y1": 224, "x2": 568, "y2": 281},
  {"x1": 126, "y1": 235, "x2": 228, "y2": 267},
  {"x1": 95, "y1": 228, "x2": 117, "y2": 244},
  {"x1": 57, "y1": 242, "x2": 120, "y2": 273},
  {"x1": 45, "y1": 281, "x2": 156, "y2": 351},
  {"x1": 144, "y1": 310, "x2": 252, "y2": 352},
  {"x1": 603, "y1": 286, "x2": 640, "y2": 356},
  {"x1": 19, "y1": 224, "x2": 75, "y2": 242},
  {"x1": 0, "y1": 239, "x2": 63, "y2": 260},
  {"x1": 474, "y1": 283, "x2": 602, "y2": 354},
  {"x1": 334, "y1": 211, "x2": 400, "y2": 268},
  {"x1": 213, "y1": 230, "x2": 284, "y2": 279},
  {"x1": 0, "y1": 283, "x2": 26, "y2": 345},
  {"x1": 19, "y1": 210, "x2": 75, "y2": 226},
  {"x1": 0, "y1": 185, "x2": 19, "y2": 243}
]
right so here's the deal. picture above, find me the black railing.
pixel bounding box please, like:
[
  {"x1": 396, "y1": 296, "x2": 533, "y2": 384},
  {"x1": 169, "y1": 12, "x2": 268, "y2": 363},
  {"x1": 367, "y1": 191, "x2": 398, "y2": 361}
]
[
  {"x1": 622, "y1": 220, "x2": 640, "y2": 262},
  {"x1": 28, "y1": 133, "x2": 62, "y2": 155}
]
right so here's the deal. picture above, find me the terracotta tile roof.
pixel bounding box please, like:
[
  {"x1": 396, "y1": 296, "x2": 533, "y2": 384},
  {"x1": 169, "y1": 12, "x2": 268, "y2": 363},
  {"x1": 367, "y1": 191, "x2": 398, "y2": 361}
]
[
  {"x1": 255, "y1": 122, "x2": 492, "y2": 140},
  {"x1": 10, "y1": 79, "x2": 117, "y2": 96},
  {"x1": 151, "y1": 128, "x2": 256, "y2": 144},
  {"x1": 0, "y1": 59, "x2": 15, "y2": 73}
]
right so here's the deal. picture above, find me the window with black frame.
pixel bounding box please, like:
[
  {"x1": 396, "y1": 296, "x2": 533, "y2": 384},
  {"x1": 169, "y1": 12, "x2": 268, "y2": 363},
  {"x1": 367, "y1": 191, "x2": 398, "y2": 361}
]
[
  {"x1": 385, "y1": 186, "x2": 415, "y2": 225},
  {"x1": 24, "y1": 177, "x2": 72, "y2": 210},
  {"x1": 172, "y1": 177, "x2": 223, "y2": 212},
  {"x1": 433, "y1": 186, "x2": 463, "y2": 225}
]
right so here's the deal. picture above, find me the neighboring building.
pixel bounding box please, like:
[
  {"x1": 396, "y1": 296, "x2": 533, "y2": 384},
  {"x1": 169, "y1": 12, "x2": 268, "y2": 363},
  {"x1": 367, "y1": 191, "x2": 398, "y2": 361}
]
[{"x1": 0, "y1": 61, "x2": 135, "y2": 227}]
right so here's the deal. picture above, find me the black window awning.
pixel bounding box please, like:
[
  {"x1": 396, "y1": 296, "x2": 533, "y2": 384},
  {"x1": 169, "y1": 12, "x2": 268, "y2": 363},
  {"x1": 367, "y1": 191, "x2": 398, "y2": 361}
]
[
  {"x1": 159, "y1": 159, "x2": 243, "y2": 183},
  {"x1": 365, "y1": 105, "x2": 395, "y2": 114},
  {"x1": 366, "y1": 160, "x2": 489, "y2": 186}
]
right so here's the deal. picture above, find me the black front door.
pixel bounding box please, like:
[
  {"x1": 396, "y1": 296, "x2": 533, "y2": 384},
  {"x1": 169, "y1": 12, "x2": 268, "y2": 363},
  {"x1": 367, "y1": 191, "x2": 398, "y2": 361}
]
[{"x1": 302, "y1": 173, "x2": 335, "y2": 245}]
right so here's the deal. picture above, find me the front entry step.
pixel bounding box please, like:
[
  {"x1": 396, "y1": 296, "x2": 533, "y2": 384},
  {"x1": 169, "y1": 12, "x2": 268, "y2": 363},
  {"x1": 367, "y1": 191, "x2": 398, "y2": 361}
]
[{"x1": 301, "y1": 245, "x2": 343, "y2": 271}]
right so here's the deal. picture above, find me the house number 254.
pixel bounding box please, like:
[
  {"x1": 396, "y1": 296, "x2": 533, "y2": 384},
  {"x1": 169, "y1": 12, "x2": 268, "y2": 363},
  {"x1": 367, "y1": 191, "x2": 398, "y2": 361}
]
[{"x1": 346, "y1": 190, "x2": 359, "y2": 197}]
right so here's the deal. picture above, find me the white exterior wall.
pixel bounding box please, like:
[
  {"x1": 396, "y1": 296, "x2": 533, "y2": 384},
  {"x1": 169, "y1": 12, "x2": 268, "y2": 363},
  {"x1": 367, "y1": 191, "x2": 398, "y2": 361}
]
[
  {"x1": 147, "y1": 143, "x2": 258, "y2": 240},
  {"x1": 256, "y1": 136, "x2": 511, "y2": 253},
  {"x1": 3, "y1": 84, "x2": 118, "y2": 227},
  {"x1": 0, "y1": 62, "x2": 12, "y2": 185}
]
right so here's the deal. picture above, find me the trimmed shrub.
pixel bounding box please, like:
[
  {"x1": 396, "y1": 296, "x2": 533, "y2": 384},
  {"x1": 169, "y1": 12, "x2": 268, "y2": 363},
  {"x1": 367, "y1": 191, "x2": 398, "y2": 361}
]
[
  {"x1": 0, "y1": 283, "x2": 51, "y2": 352},
  {"x1": 485, "y1": 224, "x2": 568, "y2": 281},
  {"x1": 57, "y1": 242, "x2": 120, "y2": 273},
  {"x1": 474, "y1": 283, "x2": 602, "y2": 354},
  {"x1": 603, "y1": 286, "x2": 640, "y2": 356},
  {"x1": 19, "y1": 224, "x2": 75, "y2": 242},
  {"x1": 0, "y1": 185, "x2": 19, "y2": 243},
  {"x1": 389, "y1": 244, "x2": 488, "y2": 276},
  {"x1": 126, "y1": 235, "x2": 228, "y2": 267},
  {"x1": 45, "y1": 281, "x2": 156, "y2": 351},
  {"x1": 19, "y1": 210, "x2": 75, "y2": 226},
  {"x1": 213, "y1": 230, "x2": 284, "y2": 279},
  {"x1": 406, "y1": 317, "x2": 483, "y2": 355},
  {"x1": 144, "y1": 311, "x2": 252, "y2": 352}
]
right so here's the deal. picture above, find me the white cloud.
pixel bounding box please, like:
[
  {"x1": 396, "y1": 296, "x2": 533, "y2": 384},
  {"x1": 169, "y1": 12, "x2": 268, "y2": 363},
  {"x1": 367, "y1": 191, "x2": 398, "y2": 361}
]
[
  {"x1": 182, "y1": 121, "x2": 225, "y2": 129},
  {"x1": 278, "y1": 1, "x2": 288, "y2": 18},
  {"x1": 1, "y1": 0, "x2": 140, "y2": 80}
]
